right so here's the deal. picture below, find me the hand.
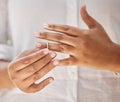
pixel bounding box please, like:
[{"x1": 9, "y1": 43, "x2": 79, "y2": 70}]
[
  {"x1": 8, "y1": 48, "x2": 59, "y2": 93},
  {"x1": 35, "y1": 6, "x2": 120, "y2": 72}
]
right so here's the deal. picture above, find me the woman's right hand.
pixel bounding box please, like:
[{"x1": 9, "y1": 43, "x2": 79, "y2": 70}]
[{"x1": 8, "y1": 48, "x2": 58, "y2": 93}]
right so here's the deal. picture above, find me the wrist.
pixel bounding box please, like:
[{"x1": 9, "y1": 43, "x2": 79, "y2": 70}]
[
  {"x1": 108, "y1": 42, "x2": 120, "y2": 72},
  {"x1": 0, "y1": 61, "x2": 15, "y2": 88}
]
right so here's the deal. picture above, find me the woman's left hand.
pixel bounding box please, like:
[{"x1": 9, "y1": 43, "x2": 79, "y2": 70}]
[{"x1": 35, "y1": 6, "x2": 120, "y2": 72}]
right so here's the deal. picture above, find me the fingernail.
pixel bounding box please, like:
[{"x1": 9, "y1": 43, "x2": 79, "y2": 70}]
[
  {"x1": 35, "y1": 47, "x2": 41, "y2": 51},
  {"x1": 53, "y1": 60, "x2": 59, "y2": 65},
  {"x1": 34, "y1": 33, "x2": 40, "y2": 37},
  {"x1": 44, "y1": 24, "x2": 49, "y2": 28},
  {"x1": 49, "y1": 78, "x2": 54, "y2": 83},
  {"x1": 43, "y1": 49, "x2": 49, "y2": 54},
  {"x1": 50, "y1": 52, "x2": 56, "y2": 58},
  {"x1": 36, "y1": 42, "x2": 41, "y2": 48}
]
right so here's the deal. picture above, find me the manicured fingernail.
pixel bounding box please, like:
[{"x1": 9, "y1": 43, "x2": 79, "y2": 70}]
[
  {"x1": 43, "y1": 49, "x2": 49, "y2": 54},
  {"x1": 44, "y1": 24, "x2": 49, "y2": 28},
  {"x1": 50, "y1": 52, "x2": 56, "y2": 58},
  {"x1": 36, "y1": 42, "x2": 41, "y2": 48},
  {"x1": 49, "y1": 78, "x2": 54, "y2": 83},
  {"x1": 34, "y1": 33, "x2": 40, "y2": 37},
  {"x1": 53, "y1": 60, "x2": 59, "y2": 65}
]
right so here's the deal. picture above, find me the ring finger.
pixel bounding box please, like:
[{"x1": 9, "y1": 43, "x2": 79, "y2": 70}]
[{"x1": 35, "y1": 32, "x2": 78, "y2": 47}]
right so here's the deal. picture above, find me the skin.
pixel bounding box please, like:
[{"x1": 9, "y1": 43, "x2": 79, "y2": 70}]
[
  {"x1": 0, "y1": 47, "x2": 59, "y2": 93},
  {"x1": 35, "y1": 5, "x2": 120, "y2": 73},
  {"x1": 0, "y1": 61, "x2": 14, "y2": 88}
]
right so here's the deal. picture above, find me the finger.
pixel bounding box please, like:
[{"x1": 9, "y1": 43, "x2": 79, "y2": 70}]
[
  {"x1": 58, "y1": 57, "x2": 76, "y2": 66},
  {"x1": 36, "y1": 42, "x2": 46, "y2": 49},
  {"x1": 23, "y1": 60, "x2": 58, "y2": 87},
  {"x1": 17, "y1": 52, "x2": 56, "y2": 79},
  {"x1": 35, "y1": 32, "x2": 78, "y2": 47},
  {"x1": 27, "y1": 77, "x2": 54, "y2": 93},
  {"x1": 36, "y1": 42, "x2": 76, "y2": 55},
  {"x1": 35, "y1": 42, "x2": 47, "y2": 49},
  {"x1": 80, "y1": 5, "x2": 101, "y2": 29},
  {"x1": 15, "y1": 48, "x2": 41, "y2": 59},
  {"x1": 43, "y1": 24, "x2": 84, "y2": 37},
  {"x1": 10, "y1": 48, "x2": 49, "y2": 71}
]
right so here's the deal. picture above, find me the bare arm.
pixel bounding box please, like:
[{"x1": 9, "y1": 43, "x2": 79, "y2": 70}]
[{"x1": 0, "y1": 61, "x2": 14, "y2": 88}]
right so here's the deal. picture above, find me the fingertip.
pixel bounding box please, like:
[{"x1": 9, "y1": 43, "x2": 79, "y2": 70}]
[
  {"x1": 44, "y1": 24, "x2": 55, "y2": 30},
  {"x1": 48, "y1": 77, "x2": 54, "y2": 83},
  {"x1": 34, "y1": 77, "x2": 54, "y2": 91},
  {"x1": 80, "y1": 5, "x2": 87, "y2": 16},
  {"x1": 34, "y1": 33, "x2": 40, "y2": 38},
  {"x1": 42, "y1": 48, "x2": 49, "y2": 54},
  {"x1": 35, "y1": 42, "x2": 47, "y2": 49},
  {"x1": 53, "y1": 60, "x2": 59, "y2": 66},
  {"x1": 35, "y1": 42, "x2": 41, "y2": 48},
  {"x1": 43, "y1": 23, "x2": 49, "y2": 29},
  {"x1": 49, "y1": 51, "x2": 56, "y2": 58},
  {"x1": 83, "y1": 5, "x2": 86, "y2": 9},
  {"x1": 81, "y1": 5, "x2": 86, "y2": 10}
]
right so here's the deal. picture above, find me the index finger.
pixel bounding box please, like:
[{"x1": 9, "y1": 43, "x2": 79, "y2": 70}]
[
  {"x1": 9, "y1": 49, "x2": 50, "y2": 71},
  {"x1": 44, "y1": 24, "x2": 83, "y2": 37}
]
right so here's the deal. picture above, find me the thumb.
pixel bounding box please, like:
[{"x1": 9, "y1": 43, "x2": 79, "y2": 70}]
[{"x1": 80, "y1": 5, "x2": 100, "y2": 29}]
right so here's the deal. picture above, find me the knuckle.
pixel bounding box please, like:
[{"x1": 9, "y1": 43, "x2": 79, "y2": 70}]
[
  {"x1": 58, "y1": 45, "x2": 64, "y2": 51},
  {"x1": 49, "y1": 25, "x2": 56, "y2": 29},
  {"x1": 64, "y1": 45, "x2": 72, "y2": 52},
  {"x1": 55, "y1": 34, "x2": 64, "y2": 41},
  {"x1": 22, "y1": 57, "x2": 31, "y2": 64},
  {"x1": 42, "y1": 32, "x2": 48, "y2": 38},
  {"x1": 78, "y1": 36, "x2": 90, "y2": 49},
  {"x1": 59, "y1": 44, "x2": 71, "y2": 53},
  {"x1": 29, "y1": 63, "x2": 37, "y2": 72},
  {"x1": 62, "y1": 25, "x2": 70, "y2": 31},
  {"x1": 33, "y1": 72, "x2": 41, "y2": 81},
  {"x1": 33, "y1": 75, "x2": 39, "y2": 81}
]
